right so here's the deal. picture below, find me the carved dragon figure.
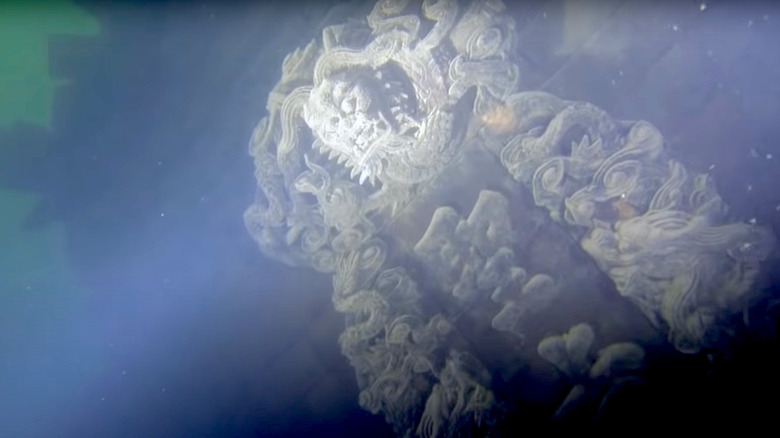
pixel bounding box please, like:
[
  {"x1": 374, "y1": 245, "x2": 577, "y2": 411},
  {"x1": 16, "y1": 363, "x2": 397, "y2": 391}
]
[{"x1": 245, "y1": 0, "x2": 776, "y2": 435}]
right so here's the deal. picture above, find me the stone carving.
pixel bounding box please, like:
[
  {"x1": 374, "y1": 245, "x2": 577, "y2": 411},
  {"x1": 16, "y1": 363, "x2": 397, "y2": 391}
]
[
  {"x1": 244, "y1": 0, "x2": 776, "y2": 435},
  {"x1": 415, "y1": 191, "x2": 519, "y2": 297},
  {"x1": 537, "y1": 323, "x2": 646, "y2": 422},
  {"x1": 246, "y1": 1, "x2": 519, "y2": 435},
  {"x1": 414, "y1": 190, "x2": 558, "y2": 340},
  {"x1": 305, "y1": 0, "x2": 517, "y2": 194},
  {"x1": 490, "y1": 273, "x2": 559, "y2": 338},
  {"x1": 416, "y1": 351, "x2": 501, "y2": 438},
  {"x1": 497, "y1": 91, "x2": 775, "y2": 353}
]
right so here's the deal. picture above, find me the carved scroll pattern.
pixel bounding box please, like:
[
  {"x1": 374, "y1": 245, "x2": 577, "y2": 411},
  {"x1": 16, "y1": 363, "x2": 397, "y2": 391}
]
[
  {"x1": 331, "y1": 226, "x2": 503, "y2": 437},
  {"x1": 244, "y1": 1, "x2": 520, "y2": 436},
  {"x1": 497, "y1": 91, "x2": 776, "y2": 353}
]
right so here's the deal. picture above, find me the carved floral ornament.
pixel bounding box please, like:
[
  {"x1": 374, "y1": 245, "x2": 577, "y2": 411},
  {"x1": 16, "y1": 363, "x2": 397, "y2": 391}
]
[{"x1": 244, "y1": 0, "x2": 776, "y2": 435}]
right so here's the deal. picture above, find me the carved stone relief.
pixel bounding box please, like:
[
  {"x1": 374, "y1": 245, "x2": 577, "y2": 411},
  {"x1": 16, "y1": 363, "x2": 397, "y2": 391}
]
[{"x1": 244, "y1": 0, "x2": 776, "y2": 435}]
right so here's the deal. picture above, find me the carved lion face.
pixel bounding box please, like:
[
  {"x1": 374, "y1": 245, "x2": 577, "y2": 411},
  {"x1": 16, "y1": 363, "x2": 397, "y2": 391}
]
[{"x1": 304, "y1": 64, "x2": 421, "y2": 186}]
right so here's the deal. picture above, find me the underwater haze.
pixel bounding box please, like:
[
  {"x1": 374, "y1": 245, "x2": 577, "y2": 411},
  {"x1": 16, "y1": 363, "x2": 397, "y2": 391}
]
[{"x1": 1, "y1": 0, "x2": 780, "y2": 437}]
